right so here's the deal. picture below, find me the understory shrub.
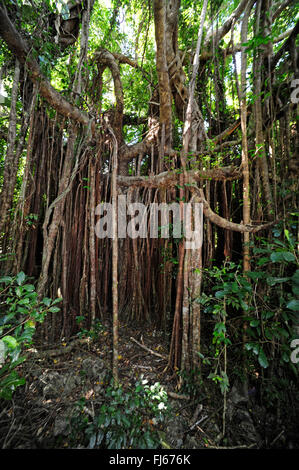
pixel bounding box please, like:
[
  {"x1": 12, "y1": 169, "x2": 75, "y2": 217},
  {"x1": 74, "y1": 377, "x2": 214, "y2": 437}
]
[
  {"x1": 199, "y1": 225, "x2": 299, "y2": 396},
  {"x1": 0, "y1": 272, "x2": 61, "y2": 399},
  {"x1": 70, "y1": 378, "x2": 170, "y2": 449}
]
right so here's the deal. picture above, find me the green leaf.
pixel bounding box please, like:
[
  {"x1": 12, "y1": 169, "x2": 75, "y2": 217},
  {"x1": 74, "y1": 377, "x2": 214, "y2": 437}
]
[
  {"x1": 286, "y1": 300, "x2": 299, "y2": 312},
  {"x1": 42, "y1": 297, "x2": 52, "y2": 307},
  {"x1": 282, "y1": 252, "x2": 296, "y2": 262},
  {"x1": 88, "y1": 433, "x2": 97, "y2": 449},
  {"x1": 257, "y1": 257, "x2": 270, "y2": 266},
  {"x1": 19, "y1": 327, "x2": 35, "y2": 342},
  {"x1": 96, "y1": 430, "x2": 104, "y2": 446},
  {"x1": 270, "y1": 251, "x2": 295, "y2": 263},
  {"x1": 245, "y1": 342, "x2": 259, "y2": 355},
  {"x1": 240, "y1": 300, "x2": 250, "y2": 311},
  {"x1": 276, "y1": 327, "x2": 289, "y2": 339},
  {"x1": 291, "y1": 270, "x2": 299, "y2": 284},
  {"x1": 292, "y1": 286, "x2": 299, "y2": 296},
  {"x1": 266, "y1": 276, "x2": 290, "y2": 286},
  {"x1": 0, "y1": 276, "x2": 13, "y2": 284},
  {"x1": 23, "y1": 284, "x2": 35, "y2": 292},
  {"x1": 246, "y1": 271, "x2": 265, "y2": 280},
  {"x1": 258, "y1": 348, "x2": 269, "y2": 368},
  {"x1": 215, "y1": 290, "x2": 225, "y2": 299},
  {"x1": 2, "y1": 336, "x2": 18, "y2": 350},
  {"x1": 214, "y1": 322, "x2": 226, "y2": 334},
  {"x1": 16, "y1": 272, "x2": 26, "y2": 286},
  {"x1": 48, "y1": 306, "x2": 60, "y2": 313},
  {"x1": 262, "y1": 310, "x2": 274, "y2": 319}
]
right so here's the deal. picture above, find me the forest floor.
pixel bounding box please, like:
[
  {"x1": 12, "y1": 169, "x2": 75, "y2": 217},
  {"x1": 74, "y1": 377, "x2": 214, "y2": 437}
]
[{"x1": 0, "y1": 321, "x2": 298, "y2": 449}]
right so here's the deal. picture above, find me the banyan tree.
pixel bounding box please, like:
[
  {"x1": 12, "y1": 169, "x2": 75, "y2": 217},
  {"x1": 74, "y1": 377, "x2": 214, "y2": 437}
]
[{"x1": 0, "y1": 0, "x2": 298, "y2": 382}]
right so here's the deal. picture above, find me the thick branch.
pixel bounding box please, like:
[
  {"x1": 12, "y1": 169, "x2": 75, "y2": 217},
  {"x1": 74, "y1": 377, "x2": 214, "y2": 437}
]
[
  {"x1": 226, "y1": 28, "x2": 295, "y2": 55},
  {"x1": 0, "y1": 4, "x2": 91, "y2": 128},
  {"x1": 212, "y1": 118, "x2": 242, "y2": 144},
  {"x1": 196, "y1": 188, "x2": 276, "y2": 233},
  {"x1": 271, "y1": 20, "x2": 299, "y2": 71},
  {"x1": 273, "y1": 0, "x2": 294, "y2": 21},
  {"x1": 204, "y1": 0, "x2": 249, "y2": 47},
  {"x1": 153, "y1": 0, "x2": 173, "y2": 145},
  {"x1": 94, "y1": 49, "x2": 124, "y2": 134},
  {"x1": 117, "y1": 166, "x2": 241, "y2": 188}
]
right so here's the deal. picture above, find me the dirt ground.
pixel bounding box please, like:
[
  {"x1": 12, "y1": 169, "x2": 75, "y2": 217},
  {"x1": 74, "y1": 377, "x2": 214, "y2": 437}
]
[{"x1": 0, "y1": 321, "x2": 298, "y2": 449}]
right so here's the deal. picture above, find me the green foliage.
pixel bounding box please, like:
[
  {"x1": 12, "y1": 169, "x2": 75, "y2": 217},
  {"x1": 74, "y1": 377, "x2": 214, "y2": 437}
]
[
  {"x1": 245, "y1": 229, "x2": 299, "y2": 371},
  {"x1": 75, "y1": 316, "x2": 105, "y2": 341},
  {"x1": 200, "y1": 225, "x2": 299, "y2": 392},
  {"x1": 0, "y1": 272, "x2": 62, "y2": 399},
  {"x1": 70, "y1": 378, "x2": 170, "y2": 449},
  {"x1": 176, "y1": 368, "x2": 204, "y2": 398}
]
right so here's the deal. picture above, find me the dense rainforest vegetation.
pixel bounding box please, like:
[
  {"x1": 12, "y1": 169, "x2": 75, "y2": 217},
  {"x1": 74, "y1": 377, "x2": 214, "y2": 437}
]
[{"x1": 0, "y1": 0, "x2": 298, "y2": 450}]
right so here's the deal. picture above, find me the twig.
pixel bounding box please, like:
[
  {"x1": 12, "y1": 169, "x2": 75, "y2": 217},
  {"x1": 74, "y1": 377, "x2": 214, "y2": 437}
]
[
  {"x1": 190, "y1": 415, "x2": 208, "y2": 431},
  {"x1": 130, "y1": 336, "x2": 168, "y2": 360},
  {"x1": 167, "y1": 391, "x2": 190, "y2": 400},
  {"x1": 191, "y1": 403, "x2": 203, "y2": 425},
  {"x1": 270, "y1": 430, "x2": 284, "y2": 447},
  {"x1": 207, "y1": 443, "x2": 256, "y2": 449}
]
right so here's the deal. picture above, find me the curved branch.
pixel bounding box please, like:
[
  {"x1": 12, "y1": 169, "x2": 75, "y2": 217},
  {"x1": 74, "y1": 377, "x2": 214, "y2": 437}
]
[
  {"x1": 204, "y1": 0, "x2": 250, "y2": 47},
  {"x1": 271, "y1": 20, "x2": 299, "y2": 71},
  {"x1": 196, "y1": 188, "x2": 277, "y2": 233},
  {"x1": 0, "y1": 4, "x2": 91, "y2": 128},
  {"x1": 94, "y1": 49, "x2": 124, "y2": 135},
  {"x1": 273, "y1": 0, "x2": 294, "y2": 21},
  {"x1": 226, "y1": 27, "x2": 295, "y2": 55}
]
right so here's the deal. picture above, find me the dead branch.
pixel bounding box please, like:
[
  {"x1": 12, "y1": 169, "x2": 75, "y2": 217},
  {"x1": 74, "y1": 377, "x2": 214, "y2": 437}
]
[
  {"x1": 167, "y1": 391, "x2": 190, "y2": 400},
  {"x1": 130, "y1": 336, "x2": 168, "y2": 360},
  {"x1": 27, "y1": 337, "x2": 91, "y2": 359},
  {"x1": 212, "y1": 118, "x2": 244, "y2": 144},
  {"x1": 207, "y1": 444, "x2": 256, "y2": 449}
]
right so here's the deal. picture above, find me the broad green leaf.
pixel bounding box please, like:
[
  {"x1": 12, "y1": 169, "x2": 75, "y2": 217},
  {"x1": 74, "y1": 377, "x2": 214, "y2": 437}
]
[
  {"x1": 286, "y1": 300, "x2": 299, "y2": 312},
  {"x1": 258, "y1": 349, "x2": 269, "y2": 368},
  {"x1": 292, "y1": 286, "x2": 299, "y2": 296},
  {"x1": 247, "y1": 271, "x2": 265, "y2": 280},
  {"x1": 23, "y1": 284, "x2": 35, "y2": 292},
  {"x1": 2, "y1": 336, "x2": 18, "y2": 350},
  {"x1": 42, "y1": 297, "x2": 52, "y2": 307},
  {"x1": 266, "y1": 276, "x2": 290, "y2": 286},
  {"x1": 0, "y1": 276, "x2": 13, "y2": 284},
  {"x1": 16, "y1": 272, "x2": 26, "y2": 286},
  {"x1": 88, "y1": 433, "x2": 96, "y2": 449},
  {"x1": 270, "y1": 251, "x2": 295, "y2": 263},
  {"x1": 215, "y1": 290, "x2": 225, "y2": 299},
  {"x1": 291, "y1": 270, "x2": 299, "y2": 284},
  {"x1": 282, "y1": 252, "x2": 296, "y2": 262},
  {"x1": 48, "y1": 306, "x2": 60, "y2": 313},
  {"x1": 20, "y1": 327, "x2": 35, "y2": 342}
]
